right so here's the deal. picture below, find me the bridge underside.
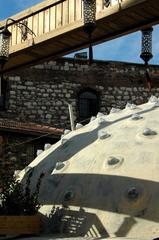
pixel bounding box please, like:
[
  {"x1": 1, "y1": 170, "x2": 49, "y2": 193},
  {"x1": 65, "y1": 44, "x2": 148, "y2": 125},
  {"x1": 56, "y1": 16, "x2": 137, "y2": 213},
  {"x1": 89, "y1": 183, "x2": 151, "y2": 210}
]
[{"x1": 3, "y1": 0, "x2": 159, "y2": 73}]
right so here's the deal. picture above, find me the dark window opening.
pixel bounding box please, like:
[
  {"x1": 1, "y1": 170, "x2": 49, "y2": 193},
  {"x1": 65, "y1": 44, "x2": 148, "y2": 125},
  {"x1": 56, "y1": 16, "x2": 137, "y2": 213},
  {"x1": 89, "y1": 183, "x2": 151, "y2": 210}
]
[
  {"x1": 0, "y1": 95, "x2": 5, "y2": 110},
  {"x1": 79, "y1": 90, "x2": 99, "y2": 123}
]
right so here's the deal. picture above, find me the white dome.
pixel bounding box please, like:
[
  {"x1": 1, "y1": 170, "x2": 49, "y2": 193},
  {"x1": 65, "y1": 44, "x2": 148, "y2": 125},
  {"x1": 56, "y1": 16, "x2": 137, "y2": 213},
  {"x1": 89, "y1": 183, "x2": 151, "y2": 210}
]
[{"x1": 20, "y1": 97, "x2": 159, "y2": 239}]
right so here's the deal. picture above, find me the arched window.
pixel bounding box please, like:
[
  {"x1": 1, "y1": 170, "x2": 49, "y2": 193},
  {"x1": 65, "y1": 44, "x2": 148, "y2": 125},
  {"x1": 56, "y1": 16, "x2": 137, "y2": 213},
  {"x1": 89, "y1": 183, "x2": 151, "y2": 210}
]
[{"x1": 78, "y1": 89, "x2": 99, "y2": 122}]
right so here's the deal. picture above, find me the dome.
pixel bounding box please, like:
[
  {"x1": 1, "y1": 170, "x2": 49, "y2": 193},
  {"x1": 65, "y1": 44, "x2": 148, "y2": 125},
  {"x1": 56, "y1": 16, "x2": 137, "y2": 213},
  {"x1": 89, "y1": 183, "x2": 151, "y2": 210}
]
[{"x1": 20, "y1": 96, "x2": 159, "y2": 238}]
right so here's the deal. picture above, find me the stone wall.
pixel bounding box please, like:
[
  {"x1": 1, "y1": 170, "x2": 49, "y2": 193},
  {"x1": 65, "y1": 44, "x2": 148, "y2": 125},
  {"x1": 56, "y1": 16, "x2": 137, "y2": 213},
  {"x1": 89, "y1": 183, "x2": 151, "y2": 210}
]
[
  {"x1": 0, "y1": 132, "x2": 58, "y2": 186},
  {"x1": 3, "y1": 58, "x2": 159, "y2": 128}
]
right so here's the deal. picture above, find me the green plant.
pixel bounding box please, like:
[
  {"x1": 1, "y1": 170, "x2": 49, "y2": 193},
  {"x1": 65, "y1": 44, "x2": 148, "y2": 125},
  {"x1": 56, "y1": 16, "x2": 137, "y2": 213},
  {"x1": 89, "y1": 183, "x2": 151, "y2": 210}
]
[{"x1": 0, "y1": 170, "x2": 44, "y2": 216}]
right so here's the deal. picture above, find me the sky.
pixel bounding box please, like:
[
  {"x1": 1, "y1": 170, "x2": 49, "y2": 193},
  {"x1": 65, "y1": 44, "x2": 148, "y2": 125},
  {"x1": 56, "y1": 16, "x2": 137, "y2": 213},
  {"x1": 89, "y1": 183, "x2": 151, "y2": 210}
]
[{"x1": 0, "y1": 0, "x2": 159, "y2": 65}]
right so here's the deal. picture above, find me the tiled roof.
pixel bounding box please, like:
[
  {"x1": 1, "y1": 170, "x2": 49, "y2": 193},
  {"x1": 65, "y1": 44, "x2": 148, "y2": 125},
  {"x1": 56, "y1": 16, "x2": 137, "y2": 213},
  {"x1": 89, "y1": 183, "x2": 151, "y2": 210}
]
[{"x1": 0, "y1": 118, "x2": 63, "y2": 137}]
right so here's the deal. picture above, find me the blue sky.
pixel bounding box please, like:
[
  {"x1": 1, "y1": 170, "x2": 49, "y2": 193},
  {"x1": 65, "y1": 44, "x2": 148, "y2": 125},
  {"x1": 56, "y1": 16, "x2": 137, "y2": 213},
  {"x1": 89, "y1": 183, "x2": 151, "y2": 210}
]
[{"x1": 1, "y1": 0, "x2": 159, "y2": 64}]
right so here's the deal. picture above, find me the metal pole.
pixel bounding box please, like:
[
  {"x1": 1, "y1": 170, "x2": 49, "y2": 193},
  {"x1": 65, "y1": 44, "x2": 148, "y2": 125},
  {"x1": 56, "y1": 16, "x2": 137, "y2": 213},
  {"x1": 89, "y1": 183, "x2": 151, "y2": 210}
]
[{"x1": 68, "y1": 103, "x2": 75, "y2": 131}]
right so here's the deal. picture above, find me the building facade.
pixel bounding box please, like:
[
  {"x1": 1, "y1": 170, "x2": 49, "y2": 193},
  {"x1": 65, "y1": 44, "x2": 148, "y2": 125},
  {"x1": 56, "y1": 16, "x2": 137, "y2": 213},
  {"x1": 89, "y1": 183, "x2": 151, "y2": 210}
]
[
  {"x1": 0, "y1": 119, "x2": 63, "y2": 185},
  {"x1": 1, "y1": 57, "x2": 159, "y2": 180},
  {"x1": 3, "y1": 58, "x2": 159, "y2": 129}
]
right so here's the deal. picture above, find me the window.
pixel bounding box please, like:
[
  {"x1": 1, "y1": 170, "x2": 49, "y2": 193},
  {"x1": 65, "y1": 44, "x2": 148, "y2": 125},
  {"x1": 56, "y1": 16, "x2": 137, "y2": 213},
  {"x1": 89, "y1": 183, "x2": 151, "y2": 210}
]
[{"x1": 78, "y1": 89, "x2": 99, "y2": 122}]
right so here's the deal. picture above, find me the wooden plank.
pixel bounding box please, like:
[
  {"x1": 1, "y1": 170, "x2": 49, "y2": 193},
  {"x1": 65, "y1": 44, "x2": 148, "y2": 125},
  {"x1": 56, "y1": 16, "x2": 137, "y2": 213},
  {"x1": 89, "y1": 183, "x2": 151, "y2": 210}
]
[
  {"x1": 128, "y1": 6, "x2": 155, "y2": 22},
  {"x1": 0, "y1": 216, "x2": 40, "y2": 235},
  {"x1": 8, "y1": 25, "x2": 13, "y2": 46},
  {"x1": 56, "y1": 2, "x2": 63, "y2": 27},
  {"x1": 24, "y1": 51, "x2": 42, "y2": 58},
  {"x1": 118, "y1": 15, "x2": 137, "y2": 25},
  {"x1": 75, "y1": 0, "x2": 82, "y2": 21},
  {"x1": 68, "y1": 31, "x2": 89, "y2": 42},
  {"x1": 44, "y1": 9, "x2": 50, "y2": 32},
  {"x1": 97, "y1": 0, "x2": 104, "y2": 13},
  {"x1": 111, "y1": 0, "x2": 119, "y2": 6},
  {"x1": 27, "y1": 16, "x2": 33, "y2": 40},
  {"x1": 58, "y1": 35, "x2": 78, "y2": 46},
  {"x1": 50, "y1": 6, "x2": 56, "y2": 30},
  {"x1": 69, "y1": 0, "x2": 75, "y2": 23},
  {"x1": 33, "y1": 14, "x2": 39, "y2": 36},
  {"x1": 62, "y1": 0, "x2": 69, "y2": 26},
  {"x1": 38, "y1": 12, "x2": 44, "y2": 35},
  {"x1": 11, "y1": 24, "x2": 17, "y2": 46},
  {"x1": 139, "y1": 5, "x2": 158, "y2": 18},
  {"x1": 129, "y1": 11, "x2": 147, "y2": 21},
  {"x1": 16, "y1": 26, "x2": 22, "y2": 44},
  {"x1": 81, "y1": 0, "x2": 83, "y2": 18}
]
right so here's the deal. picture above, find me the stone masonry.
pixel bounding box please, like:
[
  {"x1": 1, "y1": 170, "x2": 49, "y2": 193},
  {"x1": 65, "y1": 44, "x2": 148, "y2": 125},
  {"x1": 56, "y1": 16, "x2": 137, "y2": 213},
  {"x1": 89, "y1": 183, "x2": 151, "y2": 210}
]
[{"x1": 3, "y1": 58, "x2": 159, "y2": 129}]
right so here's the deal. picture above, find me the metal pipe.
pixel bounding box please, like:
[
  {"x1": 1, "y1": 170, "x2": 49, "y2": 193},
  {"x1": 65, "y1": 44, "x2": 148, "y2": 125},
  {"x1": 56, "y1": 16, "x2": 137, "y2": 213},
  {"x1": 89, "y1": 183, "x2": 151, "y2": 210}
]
[{"x1": 68, "y1": 103, "x2": 75, "y2": 131}]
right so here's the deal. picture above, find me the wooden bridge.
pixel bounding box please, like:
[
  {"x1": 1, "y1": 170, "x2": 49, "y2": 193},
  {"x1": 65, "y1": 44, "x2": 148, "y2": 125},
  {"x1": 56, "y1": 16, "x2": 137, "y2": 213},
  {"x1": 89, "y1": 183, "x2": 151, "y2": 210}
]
[{"x1": 0, "y1": 0, "x2": 159, "y2": 72}]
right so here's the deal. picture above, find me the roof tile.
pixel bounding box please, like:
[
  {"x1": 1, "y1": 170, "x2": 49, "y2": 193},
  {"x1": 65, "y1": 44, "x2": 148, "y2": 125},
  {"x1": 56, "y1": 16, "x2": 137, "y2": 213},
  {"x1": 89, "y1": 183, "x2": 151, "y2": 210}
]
[{"x1": 0, "y1": 118, "x2": 64, "y2": 136}]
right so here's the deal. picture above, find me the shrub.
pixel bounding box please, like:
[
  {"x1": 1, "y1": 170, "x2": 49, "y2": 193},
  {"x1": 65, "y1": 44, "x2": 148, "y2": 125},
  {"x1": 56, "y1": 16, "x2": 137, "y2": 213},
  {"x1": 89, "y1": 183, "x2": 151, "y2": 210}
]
[{"x1": 0, "y1": 170, "x2": 44, "y2": 215}]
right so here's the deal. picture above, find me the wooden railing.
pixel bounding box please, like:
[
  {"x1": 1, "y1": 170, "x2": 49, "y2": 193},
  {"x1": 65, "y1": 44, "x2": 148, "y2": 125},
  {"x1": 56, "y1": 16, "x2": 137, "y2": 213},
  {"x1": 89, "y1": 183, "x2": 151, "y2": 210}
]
[
  {"x1": 1, "y1": 0, "x2": 158, "y2": 72},
  {"x1": 0, "y1": 0, "x2": 122, "y2": 47}
]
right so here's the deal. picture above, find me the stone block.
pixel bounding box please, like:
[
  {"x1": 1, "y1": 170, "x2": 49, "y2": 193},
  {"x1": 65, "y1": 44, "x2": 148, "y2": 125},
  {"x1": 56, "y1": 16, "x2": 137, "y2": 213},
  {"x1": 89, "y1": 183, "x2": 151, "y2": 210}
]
[
  {"x1": 123, "y1": 96, "x2": 130, "y2": 100},
  {"x1": 120, "y1": 87, "x2": 126, "y2": 91},
  {"x1": 45, "y1": 102, "x2": 51, "y2": 106},
  {"x1": 131, "y1": 96, "x2": 136, "y2": 101},
  {"x1": 43, "y1": 94, "x2": 49, "y2": 97},
  {"x1": 46, "y1": 114, "x2": 52, "y2": 119},
  {"x1": 66, "y1": 94, "x2": 71, "y2": 98},
  {"x1": 116, "y1": 96, "x2": 121, "y2": 100},
  {"x1": 124, "y1": 91, "x2": 128, "y2": 95},
  {"x1": 10, "y1": 105, "x2": 16, "y2": 109},
  {"x1": 30, "y1": 110, "x2": 36, "y2": 114},
  {"x1": 133, "y1": 87, "x2": 138, "y2": 92},
  {"x1": 54, "y1": 90, "x2": 61, "y2": 93},
  {"x1": 24, "y1": 102, "x2": 31, "y2": 106},
  {"x1": 28, "y1": 115, "x2": 36, "y2": 119},
  {"x1": 100, "y1": 107, "x2": 106, "y2": 111},
  {"x1": 34, "y1": 64, "x2": 44, "y2": 69},
  {"x1": 58, "y1": 94, "x2": 64, "y2": 98},
  {"x1": 8, "y1": 76, "x2": 15, "y2": 81},
  {"x1": 14, "y1": 76, "x2": 21, "y2": 81},
  {"x1": 11, "y1": 85, "x2": 17, "y2": 89},
  {"x1": 56, "y1": 101, "x2": 62, "y2": 106},
  {"x1": 27, "y1": 87, "x2": 35, "y2": 90},
  {"x1": 25, "y1": 82, "x2": 33, "y2": 86},
  {"x1": 61, "y1": 116, "x2": 67, "y2": 120},
  {"x1": 98, "y1": 86, "x2": 104, "y2": 90},
  {"x1": 32, "y1": 102, "x2": 37, "y2": 106},
  {"x1": 52, "y1": 66, "x2": 59, "y2": 70},
  {"x1": 108, "y1": 87, "x2": 113, "y2": 91},
  {"x1": 10, "y1": 91, "x2": 16, "y2": 95},
  {"x1": 38, "y1": 110, "x2": 43, "y2": 114},
  {"x1": 126, "y1": 87, "x2": 132, "y2": 91},
  {"x1": 40, "y1": 89, "x2": 45, "y2": 93}
]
